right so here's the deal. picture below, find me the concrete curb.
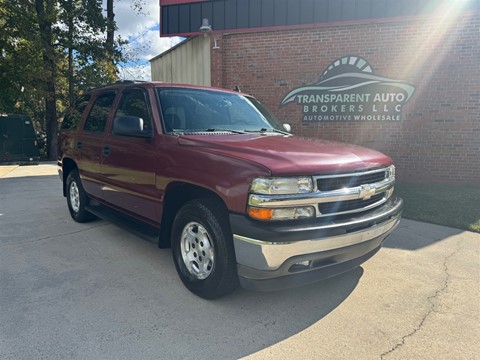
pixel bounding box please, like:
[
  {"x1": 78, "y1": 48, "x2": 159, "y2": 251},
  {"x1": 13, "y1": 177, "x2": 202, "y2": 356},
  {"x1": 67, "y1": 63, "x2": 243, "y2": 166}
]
[{"x1": 0, "y1": 165, "x2": 18, "y2": 178}]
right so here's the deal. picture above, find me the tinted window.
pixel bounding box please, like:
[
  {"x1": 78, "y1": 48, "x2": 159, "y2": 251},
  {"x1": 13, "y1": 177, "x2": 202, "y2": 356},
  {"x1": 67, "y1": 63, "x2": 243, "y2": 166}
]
[
  {"x1": 83, "y1": 92, "x2": 116, "y2": 133},
  {"x1": 114, "y1": 89, "x2": 152, "y2": 133},
  {"x1": 61, "y1": 95, "x2": 91, "y2": 130}
]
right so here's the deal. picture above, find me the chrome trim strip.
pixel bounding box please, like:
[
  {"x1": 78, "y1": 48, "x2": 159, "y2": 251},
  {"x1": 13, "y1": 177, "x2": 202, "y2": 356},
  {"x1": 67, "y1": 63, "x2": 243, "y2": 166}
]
[
  {"x1": 320, "y1": 195, "x2": 387, "y2": 217},
  {"x1": 313, "y1": 167, "x2": 389, "y2": 180},
  {"x1": 233, "y1": 214, "x2": 401, "y2": 271}
]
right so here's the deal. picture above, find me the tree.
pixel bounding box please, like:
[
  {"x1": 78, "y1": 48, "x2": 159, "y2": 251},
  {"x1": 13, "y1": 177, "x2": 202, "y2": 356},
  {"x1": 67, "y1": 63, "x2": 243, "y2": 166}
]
[
  {"x1": 0, "y1": 0, "x2": 42, "y2": 113},
  {"x1": 58, "y1": 0, "x2": 109, "y2": 105},
  {"x1": 106, "y1": 0, "x2": 115, "y2": 65},
  {"x1": 0, "y1": 0, "x2": 127, "y2": 159},
  {"x1": 34, "y1": 0, "x2": 58, "y2": 159}
]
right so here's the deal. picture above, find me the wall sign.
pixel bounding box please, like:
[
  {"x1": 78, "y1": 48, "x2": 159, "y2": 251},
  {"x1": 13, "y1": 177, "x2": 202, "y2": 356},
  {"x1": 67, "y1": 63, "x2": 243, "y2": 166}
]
[{"x1": 280, "y1": 56, "x2": 415, "y2": 122}]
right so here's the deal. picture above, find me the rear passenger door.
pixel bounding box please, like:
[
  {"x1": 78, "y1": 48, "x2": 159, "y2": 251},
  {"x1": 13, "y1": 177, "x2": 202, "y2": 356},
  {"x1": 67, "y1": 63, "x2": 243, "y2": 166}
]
[
  {"x1": 100, "y1": 88, "x2": 159, "y2": 223},
  {"x1": 78, "y1": 91, "x2": 116, "y2": 200}
]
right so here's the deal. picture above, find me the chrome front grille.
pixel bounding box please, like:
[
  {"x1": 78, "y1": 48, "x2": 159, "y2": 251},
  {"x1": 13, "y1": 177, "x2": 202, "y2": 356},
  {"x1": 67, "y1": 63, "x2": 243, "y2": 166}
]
[
  {"x1": 313, "y1": 168, "x2": 392, "y2": 216},
  {"x1": 248, "y1": 167, "x2": 395, "y2": 219},
  {"x1": 316, "y1": 171, "x2": 387, "y2": 191},
  {"x1": 318, "y1": 193, "x2": 385, "y2": 215}
]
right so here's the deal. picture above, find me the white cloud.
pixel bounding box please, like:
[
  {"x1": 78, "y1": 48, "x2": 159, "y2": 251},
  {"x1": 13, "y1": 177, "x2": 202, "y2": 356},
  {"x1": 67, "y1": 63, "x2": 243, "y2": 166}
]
[
  {"x1": 132, "y1": 28, "x2": 183, "y2": 62},
  {"x1": 110, "y1": 0, "x2": 159, "y2": 38},
  {"x1": 106, "y1": 0, "x2": 184, "y2": 78},
  {"x1": 118, "y1": 64, "x2": 151, "y2": 81}
]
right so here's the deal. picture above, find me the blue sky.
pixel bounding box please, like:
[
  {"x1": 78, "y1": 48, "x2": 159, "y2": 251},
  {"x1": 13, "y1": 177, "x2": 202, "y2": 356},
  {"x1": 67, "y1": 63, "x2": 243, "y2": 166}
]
[{"x1": 111, "y1": 0, "x2": 183, "y2": 80}]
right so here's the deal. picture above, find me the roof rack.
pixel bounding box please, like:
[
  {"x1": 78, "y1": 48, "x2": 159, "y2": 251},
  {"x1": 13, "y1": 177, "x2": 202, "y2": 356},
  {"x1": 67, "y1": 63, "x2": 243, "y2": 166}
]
[
  {"x1": 86, "y1": 80, "x2": 149, "y2": 92},
  {"x1": 115, "y1": 80, "x2": 147, "y2": 84}
]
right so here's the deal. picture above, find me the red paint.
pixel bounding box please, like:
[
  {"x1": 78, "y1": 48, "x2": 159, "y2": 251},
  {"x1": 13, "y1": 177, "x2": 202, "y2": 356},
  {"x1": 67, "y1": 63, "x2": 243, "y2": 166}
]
[{"x1": 177, "y1": 134, "x2": 391, "y2": 176}]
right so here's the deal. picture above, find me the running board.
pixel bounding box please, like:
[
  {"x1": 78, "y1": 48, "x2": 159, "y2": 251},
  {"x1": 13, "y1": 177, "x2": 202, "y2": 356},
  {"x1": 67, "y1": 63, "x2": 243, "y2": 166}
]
[{"x1": 85, "y1": 202, "x2": 160, "y2": 244}]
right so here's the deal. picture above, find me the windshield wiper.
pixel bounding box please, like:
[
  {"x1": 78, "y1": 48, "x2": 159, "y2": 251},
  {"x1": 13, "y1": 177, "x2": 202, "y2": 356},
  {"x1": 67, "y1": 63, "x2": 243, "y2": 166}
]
[
  {"x1": 244, "y1": 128, "x2": 291, "y2": 136},
  {"x1": 181, "y1": 128, "x2": 246, "y2": 134},
  {"x1": 205, "y1": 128, "x2": 246, "y2": 134}
]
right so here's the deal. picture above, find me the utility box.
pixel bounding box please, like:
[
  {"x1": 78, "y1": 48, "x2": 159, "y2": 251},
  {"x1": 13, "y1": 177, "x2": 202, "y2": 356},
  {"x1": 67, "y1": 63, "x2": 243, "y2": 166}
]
[{"x1": 0, "y1": 114, "x2": 40, "y2": 164}]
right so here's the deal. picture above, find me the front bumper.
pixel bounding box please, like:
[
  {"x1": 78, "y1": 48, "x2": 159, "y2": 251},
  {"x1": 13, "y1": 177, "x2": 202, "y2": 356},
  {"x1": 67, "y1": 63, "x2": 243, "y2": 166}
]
[
  {"x1": 231, "y1": 197, "x2": 403, "y2": 291},
  {"x1": 57, "y1": 160, "x2": 63, "y2": 180}
]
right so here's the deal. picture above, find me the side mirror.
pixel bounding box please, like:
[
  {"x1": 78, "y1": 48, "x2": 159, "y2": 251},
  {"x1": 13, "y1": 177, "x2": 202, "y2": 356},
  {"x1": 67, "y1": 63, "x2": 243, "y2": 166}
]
[
  {"x1": 113, "y1": 116, "x2": 152, "y2": 138},
  {"x1": 283, "y1": 123, "x2": 292, "y2": 133}
]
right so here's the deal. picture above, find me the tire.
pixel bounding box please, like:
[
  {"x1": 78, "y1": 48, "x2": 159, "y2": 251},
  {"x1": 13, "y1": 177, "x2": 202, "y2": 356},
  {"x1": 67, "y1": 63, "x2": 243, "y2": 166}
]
[
  {"x1": 66, "y1": 169, "x2": 97, "y2": 223},
  {"x1": 171, "y1": 198, "x2": 238, "y2": 299}
]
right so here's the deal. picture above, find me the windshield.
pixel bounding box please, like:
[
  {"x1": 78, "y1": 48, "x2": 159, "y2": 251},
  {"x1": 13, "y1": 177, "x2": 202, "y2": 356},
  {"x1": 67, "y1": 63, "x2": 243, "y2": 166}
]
[{"x1": 156, "y1": 87, "x2": 284, "y2": 133}]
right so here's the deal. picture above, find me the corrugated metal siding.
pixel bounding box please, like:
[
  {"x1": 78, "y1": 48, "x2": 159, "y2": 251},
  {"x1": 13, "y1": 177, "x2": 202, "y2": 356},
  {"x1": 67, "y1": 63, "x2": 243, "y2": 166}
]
[
  {"x1": 161, "y1": 0, "x2": 480, "y2": 36},
  {"x1": 150, "y1": 36, "x2": 211, "y2": 86}
]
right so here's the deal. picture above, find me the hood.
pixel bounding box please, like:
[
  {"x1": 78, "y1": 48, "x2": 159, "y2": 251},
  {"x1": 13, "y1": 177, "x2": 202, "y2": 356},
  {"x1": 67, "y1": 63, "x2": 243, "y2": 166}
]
[{"x1": 177, "y1": 133, "x2": 392, "y2": 176}]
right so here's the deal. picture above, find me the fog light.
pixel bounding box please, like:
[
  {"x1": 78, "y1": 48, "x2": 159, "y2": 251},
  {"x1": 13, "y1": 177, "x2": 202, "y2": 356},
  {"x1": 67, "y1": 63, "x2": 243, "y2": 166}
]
[
  {"x1": 289, "y1": 260, "x2": 311, "y2": 272},
  {"x1": 296, "y1": 261, "x2": 310, "y2": 267}
]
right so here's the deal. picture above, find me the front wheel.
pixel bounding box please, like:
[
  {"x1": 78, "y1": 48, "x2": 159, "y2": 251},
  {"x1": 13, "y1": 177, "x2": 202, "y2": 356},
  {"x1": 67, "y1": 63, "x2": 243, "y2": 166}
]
[
  {"x1": 66, "y1": 170, "x2": 97, "y2": 223},
  {"x1": 171, "y1": 198, "x2": 238, "y2": 299}
]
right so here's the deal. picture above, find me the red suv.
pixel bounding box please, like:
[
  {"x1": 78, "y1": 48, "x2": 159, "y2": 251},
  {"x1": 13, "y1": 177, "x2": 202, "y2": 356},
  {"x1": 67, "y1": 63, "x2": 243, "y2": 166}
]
[{"x1": 57, "y1": 81, "x2": 403, "y2": 299}]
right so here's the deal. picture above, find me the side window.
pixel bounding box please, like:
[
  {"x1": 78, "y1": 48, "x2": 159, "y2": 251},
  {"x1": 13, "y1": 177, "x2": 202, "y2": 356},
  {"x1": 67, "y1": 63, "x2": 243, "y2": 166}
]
[
  {"x1": 61, "y1": 94, "x2": 91, "y2": 130},
  {"x1": 114, "y1": 89, "x2": 152, "y2": 133},
  {"x1": 83, "y1": 92, "x2": 116, "y2": 133}
]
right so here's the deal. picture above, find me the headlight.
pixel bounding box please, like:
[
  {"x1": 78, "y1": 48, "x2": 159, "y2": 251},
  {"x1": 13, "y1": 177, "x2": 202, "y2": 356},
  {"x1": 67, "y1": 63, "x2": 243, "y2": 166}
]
[
  {"x1": 250, "y1": 177, "x2": 314, "y2": 195},
  {"x1": 248, "y1": 206, "x2": 315, "y2": 221}
]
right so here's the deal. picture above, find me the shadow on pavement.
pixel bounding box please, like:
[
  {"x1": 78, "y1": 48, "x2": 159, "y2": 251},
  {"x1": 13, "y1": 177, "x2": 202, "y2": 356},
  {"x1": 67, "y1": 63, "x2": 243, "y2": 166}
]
[
  {"x1": 203, "y1": 267, "x2": 363, "y2": 358},
  {"x1": 383, "y1": 218, "x2": 464, "y2": 251}
]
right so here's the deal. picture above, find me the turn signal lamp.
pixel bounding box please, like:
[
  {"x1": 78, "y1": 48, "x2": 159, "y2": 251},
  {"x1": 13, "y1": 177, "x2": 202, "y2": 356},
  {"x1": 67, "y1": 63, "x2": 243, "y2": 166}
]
[{"x1": 248, "y1": 206, "x2": 315, "y2": 221}]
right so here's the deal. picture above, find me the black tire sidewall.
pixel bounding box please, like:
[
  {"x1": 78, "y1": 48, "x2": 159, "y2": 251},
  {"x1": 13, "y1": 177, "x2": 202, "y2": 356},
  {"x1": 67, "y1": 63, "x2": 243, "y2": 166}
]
[
  {"x1": 172, "y1": 199, "x2": 237, "y2": 299},
  {"x1": 66, "y1": 170, "x2": 94, "y2": 223}
]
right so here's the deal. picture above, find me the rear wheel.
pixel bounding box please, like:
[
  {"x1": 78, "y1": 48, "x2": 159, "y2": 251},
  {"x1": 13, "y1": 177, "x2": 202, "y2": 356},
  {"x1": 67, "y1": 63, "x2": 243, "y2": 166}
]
[
  {"x1": 66, "y1": 170, "x2": 97, "y2": 223},
  {"x1": 172, "y1": 198, "x2": 238, "y2": 299}
]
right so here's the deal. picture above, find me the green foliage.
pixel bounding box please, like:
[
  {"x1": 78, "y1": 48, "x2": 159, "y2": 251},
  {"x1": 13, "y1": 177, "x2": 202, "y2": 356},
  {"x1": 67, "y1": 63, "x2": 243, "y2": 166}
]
[
  {"x1": 0, "y1": 0, "x2": 128, "y2": 159},
  {"x1": 57, "y1": 0, "x2": 125, "y2": 102},
  {"x1": 395, "y1": 183, "x2": 480, "y2": 233},
  {"x1": 1, "y1": 1, "x2": 40, "y2": 112}
]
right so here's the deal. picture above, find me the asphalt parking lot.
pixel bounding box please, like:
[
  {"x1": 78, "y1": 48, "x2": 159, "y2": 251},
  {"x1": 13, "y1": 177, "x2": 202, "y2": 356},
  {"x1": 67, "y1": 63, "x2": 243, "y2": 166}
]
[{"x1": 1, "y1": 164, "x2": 479, "y2": 360}]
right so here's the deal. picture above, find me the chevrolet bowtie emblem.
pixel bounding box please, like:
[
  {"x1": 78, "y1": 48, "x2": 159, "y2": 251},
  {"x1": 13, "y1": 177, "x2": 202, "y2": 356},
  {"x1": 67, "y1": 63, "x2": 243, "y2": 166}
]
[{"x1": 359, "y1": 185, "x2": 376, "y2": 200}]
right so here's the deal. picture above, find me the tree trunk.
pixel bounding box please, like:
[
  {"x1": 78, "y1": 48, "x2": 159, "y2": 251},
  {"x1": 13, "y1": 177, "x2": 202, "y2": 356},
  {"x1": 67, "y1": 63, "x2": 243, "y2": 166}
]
[
  {"x1": 67, "y1": 0, "x2": 74, "y2": 106},
  {"x1": 35, "y1": 0, "x2": 57, "y2": 160},
  {"x1": 106, "y1": 0, "x2": 115, "y2": 64}
]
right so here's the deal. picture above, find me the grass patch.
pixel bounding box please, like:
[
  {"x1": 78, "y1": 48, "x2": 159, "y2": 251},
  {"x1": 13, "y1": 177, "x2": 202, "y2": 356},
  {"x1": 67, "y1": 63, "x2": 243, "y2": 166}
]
[{"x1": 395, "y1": 183, "x2": 480, "y2": 233}]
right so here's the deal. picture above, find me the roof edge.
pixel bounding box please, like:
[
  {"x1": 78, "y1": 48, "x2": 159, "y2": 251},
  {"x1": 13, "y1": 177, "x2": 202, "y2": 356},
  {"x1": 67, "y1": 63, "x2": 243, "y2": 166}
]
[{"x1": 149, "y1": 37, "x2": 192, "y2": 62}]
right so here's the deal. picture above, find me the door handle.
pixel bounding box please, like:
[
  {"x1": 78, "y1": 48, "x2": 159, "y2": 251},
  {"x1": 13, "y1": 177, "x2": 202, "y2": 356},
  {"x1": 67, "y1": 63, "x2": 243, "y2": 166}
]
[
  {"x1": 76, "y1": 142, "x2": 83, "y2": 150},
  {"x1": 102, "y1": 146, "x2": 111, "y2": 157}
]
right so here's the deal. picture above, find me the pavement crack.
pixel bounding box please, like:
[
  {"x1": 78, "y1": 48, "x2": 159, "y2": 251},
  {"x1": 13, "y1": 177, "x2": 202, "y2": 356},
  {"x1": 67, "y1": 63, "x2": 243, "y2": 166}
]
[
  {"x1": 0, "y1": 223, "x2": 111, "y2": 247},
  {"x1": 380, "y1": 238, "x2": 464, "y2": 359}
]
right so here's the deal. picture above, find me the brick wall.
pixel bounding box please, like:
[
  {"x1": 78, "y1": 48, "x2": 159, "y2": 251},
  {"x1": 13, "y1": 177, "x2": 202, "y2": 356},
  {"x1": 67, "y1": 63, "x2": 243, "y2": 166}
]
[{"x1": 211, "y1": 11, "x2": 480, "y2": 185}]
